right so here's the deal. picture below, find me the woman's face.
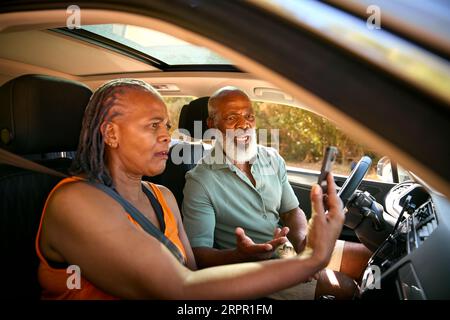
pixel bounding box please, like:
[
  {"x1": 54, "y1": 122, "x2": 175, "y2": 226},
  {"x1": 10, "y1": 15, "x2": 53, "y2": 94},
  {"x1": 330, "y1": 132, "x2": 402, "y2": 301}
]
[{"x1": 104, "y1": 88, "x2": 171, "y2": 177}]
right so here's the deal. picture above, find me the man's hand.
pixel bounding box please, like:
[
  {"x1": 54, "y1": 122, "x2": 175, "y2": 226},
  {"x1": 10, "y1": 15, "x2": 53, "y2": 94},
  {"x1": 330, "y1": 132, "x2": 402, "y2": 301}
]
[
  {"x1": 235, "y1": 226, "x2": 289, "y2": 261},
  {"x1": 305, "y1": 173, "x2": 345, "y2": 268}
]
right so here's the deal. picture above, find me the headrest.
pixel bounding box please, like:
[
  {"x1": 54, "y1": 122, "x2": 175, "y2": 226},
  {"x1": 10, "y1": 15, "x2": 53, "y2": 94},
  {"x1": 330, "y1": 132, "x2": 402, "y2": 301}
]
[
  {"x1": 0, "y1": 74, "x2": 92, "y2": 155},
  {"x1": 178, "y1": 96, "x2": 209, "y2": 140}
]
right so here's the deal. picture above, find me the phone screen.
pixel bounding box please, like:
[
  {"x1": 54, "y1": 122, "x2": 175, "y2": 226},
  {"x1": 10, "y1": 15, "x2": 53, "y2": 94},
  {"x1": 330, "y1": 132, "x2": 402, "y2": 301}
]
[{"x1": 317, "y1": 146, "x2": 338, "y2": 194}]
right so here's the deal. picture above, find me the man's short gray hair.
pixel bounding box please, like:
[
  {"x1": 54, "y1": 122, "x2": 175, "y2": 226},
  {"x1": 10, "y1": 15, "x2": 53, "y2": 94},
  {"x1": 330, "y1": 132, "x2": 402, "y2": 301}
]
[{"x1": 208, "y1": 86, "x2": 250, "y2": 122}]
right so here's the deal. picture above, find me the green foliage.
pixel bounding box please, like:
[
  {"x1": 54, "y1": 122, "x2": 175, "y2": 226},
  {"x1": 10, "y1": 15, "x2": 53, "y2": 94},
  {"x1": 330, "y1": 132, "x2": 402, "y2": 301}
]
[
  {"x1": 163, "y1": 96, "x2": 195, "y2": 134},
  {"x1": 253, "y1": 101, "x2": 379, "y2": 166}
]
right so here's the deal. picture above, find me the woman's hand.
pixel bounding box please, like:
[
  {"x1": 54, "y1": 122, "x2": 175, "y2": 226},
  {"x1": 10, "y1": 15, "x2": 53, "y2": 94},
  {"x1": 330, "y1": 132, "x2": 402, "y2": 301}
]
[{"x1": 305, "y1": 173, "x2": 345, "y2": 268}]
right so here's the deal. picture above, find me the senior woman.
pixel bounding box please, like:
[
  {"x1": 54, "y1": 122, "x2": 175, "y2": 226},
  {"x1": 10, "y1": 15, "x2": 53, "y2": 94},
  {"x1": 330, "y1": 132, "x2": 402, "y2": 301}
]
[{"x1": 35, "y1": 79, "x2": 345, "y2": 299}]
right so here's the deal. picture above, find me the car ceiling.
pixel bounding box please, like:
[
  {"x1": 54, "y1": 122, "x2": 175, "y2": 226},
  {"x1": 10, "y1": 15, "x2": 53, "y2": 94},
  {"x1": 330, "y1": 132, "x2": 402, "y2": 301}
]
[
  {"x1": 0, "y1": 28, "x2": 299, "y2": 106},
  {"x1": 0, "y1": 29, "x2": 156, "y2": 76}
]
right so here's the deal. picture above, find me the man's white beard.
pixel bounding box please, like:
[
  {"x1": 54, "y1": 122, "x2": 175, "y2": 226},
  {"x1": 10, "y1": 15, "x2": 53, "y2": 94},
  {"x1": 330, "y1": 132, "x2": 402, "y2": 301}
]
[{"x1": 216, "y1": 128, "x2": 257, "y2": 164}]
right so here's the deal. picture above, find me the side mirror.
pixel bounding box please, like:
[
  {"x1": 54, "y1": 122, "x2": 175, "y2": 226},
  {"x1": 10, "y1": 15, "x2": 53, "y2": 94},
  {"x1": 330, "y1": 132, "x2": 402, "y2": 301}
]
[{"x1": 376, "y1": 156, "x2": 411, "y2": 183}]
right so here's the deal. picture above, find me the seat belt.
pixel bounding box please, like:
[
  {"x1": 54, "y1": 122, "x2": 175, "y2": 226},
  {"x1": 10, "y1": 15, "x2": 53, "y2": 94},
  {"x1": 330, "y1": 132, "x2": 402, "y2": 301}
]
[
  {"x1": 0, "y1": 148, "x2": 67, "y2": 178},
  {"x1": 89, "y1": 182, "x2": 185, "y2": 265},
  {"x1": 0, "y1": 147, "x2": 186, "y2": 265}
]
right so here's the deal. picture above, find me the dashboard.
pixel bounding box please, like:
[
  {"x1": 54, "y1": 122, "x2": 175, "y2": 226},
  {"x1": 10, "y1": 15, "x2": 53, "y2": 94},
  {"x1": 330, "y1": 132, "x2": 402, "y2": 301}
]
[{"x1": 360, "y1": 182, "x2": 450, "y2": 299}]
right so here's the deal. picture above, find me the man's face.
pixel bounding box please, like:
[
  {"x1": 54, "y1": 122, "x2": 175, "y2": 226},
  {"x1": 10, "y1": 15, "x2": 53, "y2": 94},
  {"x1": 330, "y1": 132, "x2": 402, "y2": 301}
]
[
  {"x1": 213, "y1": 92, "x2": 256, "y2": 139},
  {"x1": 210, "y1": 91, "x2": 257, "y2": 163}
]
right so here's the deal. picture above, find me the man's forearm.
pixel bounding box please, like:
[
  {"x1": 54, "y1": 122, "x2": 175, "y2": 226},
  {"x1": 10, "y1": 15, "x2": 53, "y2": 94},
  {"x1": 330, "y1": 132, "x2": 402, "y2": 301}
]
[
  {"x1": 193, "y1": 247, "x2": 251, "y2": 268},
  {"x1": 280, "y1": 208, "x2": 308, "y2": 253}
]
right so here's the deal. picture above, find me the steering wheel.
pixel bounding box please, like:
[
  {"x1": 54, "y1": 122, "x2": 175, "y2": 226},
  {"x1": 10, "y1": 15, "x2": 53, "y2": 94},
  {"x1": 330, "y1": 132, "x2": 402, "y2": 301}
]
[{"x1": 338, "y1": 156, "x2": 372, "y2": 207}]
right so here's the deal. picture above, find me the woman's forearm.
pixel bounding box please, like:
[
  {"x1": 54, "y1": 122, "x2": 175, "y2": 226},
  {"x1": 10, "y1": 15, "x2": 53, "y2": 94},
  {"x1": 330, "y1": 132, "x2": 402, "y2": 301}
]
[{"x1": 178, "y1": 254, "x2": 323, "y2": 300}]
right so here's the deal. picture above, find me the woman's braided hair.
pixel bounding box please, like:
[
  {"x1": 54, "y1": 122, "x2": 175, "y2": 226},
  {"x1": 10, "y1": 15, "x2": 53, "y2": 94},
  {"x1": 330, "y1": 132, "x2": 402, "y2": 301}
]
[{"x1": 70, "y1": 79, "x2": 161, "y2": 186}]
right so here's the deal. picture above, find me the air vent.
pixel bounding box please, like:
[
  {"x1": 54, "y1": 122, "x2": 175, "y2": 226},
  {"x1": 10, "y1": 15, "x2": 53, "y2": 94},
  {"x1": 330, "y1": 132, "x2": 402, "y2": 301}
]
[
  {"x1": 392, "y1": 182, "x2": 413, "y2": 195},
  {"x1": 253, "y1": 87, "x2": 293, "y2": 101},
  {"x1": 415, "y1": 201, "x2": 437, "y2": 247}
]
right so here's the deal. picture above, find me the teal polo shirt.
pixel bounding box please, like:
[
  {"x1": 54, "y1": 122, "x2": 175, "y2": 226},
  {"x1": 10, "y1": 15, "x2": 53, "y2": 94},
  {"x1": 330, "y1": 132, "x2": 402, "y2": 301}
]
[{"x1": 182, "y1": 145, "x2": 300, "y2": 250}]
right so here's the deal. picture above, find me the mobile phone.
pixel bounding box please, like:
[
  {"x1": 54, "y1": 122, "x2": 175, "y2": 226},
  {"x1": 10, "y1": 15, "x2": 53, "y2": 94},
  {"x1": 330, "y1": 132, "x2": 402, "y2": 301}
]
[{"x1": 317, "y1": 146, "x2": 338, "y2": 194}]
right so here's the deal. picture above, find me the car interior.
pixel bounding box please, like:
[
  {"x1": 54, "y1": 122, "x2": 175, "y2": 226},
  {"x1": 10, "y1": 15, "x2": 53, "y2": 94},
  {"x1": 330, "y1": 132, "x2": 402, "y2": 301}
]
[{"x1": 0, "y1": 1, "x2": 449, "y2": 300}]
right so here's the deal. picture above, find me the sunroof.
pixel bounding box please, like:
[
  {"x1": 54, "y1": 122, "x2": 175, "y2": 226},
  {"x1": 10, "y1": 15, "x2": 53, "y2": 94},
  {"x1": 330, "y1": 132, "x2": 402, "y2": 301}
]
[{"x1": 82, "y1": 24, "x2": 231, "y2": 65}]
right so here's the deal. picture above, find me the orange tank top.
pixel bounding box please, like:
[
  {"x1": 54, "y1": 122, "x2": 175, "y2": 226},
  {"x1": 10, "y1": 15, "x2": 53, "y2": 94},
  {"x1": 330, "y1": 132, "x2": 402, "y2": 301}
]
[{"x1": 35, "y1": 177, "x2": 187, "y2": 300}]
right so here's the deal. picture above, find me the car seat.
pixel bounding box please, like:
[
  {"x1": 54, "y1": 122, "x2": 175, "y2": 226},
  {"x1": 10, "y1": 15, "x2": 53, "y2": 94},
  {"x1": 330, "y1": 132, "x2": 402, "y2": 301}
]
[
  {"x1": 144, "y1": 97, "x2": 210, "y2": 211},
  {"x1": 0, "y1": 74, "x2": 92, "y2": 299}
]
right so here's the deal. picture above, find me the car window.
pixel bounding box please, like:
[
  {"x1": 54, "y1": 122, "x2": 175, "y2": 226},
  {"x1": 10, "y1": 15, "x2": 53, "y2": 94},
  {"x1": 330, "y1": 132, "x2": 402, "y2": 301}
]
[
  {"x1": 252, "y1": 0, "x2": 450, "y2": 105},
  {"x1": 253, "y1": 101, "x2": 383, "y2": 181},
  {"x1": 164, "y1": 97, "x2": 388, "y2": 181},
  {"x1": 162, "y1": 96, "x2": 196, "y2": 134}
]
